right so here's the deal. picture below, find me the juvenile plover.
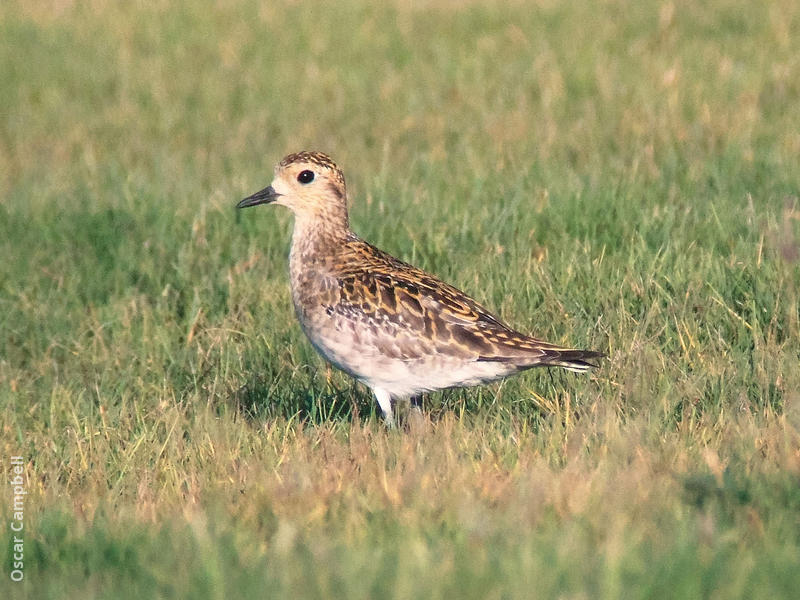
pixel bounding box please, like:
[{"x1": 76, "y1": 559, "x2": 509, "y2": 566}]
[{"x1": 237, "y1": 151, "x2": 602, "y2": 426}]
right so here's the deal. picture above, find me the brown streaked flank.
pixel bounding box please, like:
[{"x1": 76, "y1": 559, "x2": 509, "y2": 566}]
[{"x1": 237, "y1": 151, "x2": 603, "y2": 426}]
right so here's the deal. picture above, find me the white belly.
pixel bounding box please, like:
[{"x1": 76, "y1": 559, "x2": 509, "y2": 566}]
[{"x1": 298, "y1": 313, "x2": 513, "y2": 398}]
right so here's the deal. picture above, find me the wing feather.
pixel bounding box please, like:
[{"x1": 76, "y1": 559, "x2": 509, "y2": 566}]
[{"x1": 327, "y1": 237, "x2": 595, "y2": 365}]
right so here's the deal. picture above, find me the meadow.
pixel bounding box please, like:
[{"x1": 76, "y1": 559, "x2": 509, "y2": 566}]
[{"x1": 1, "y1": 0, "x2": 799, "y2": 597}]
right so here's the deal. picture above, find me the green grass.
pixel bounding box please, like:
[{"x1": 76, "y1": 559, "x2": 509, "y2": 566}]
[{"x1": 2, "y1": 0, "x2": 800, "y2": 597}]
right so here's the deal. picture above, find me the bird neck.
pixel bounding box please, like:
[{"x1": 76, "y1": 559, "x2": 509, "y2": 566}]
[{"x1": 288, "y1": 208, "x2": 350, "y2": 271}]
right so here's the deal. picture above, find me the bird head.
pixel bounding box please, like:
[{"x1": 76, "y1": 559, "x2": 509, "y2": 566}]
[{"x1": 238, "y1": 151, "x2": 348, "y2": 226}]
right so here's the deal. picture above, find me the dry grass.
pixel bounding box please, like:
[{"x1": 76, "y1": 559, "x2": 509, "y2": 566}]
[{"x1": 2, "y1": 0, "x2": 800, "y2": 597}]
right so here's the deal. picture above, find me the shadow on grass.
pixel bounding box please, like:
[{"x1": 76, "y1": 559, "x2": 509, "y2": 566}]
[
  {"x1": 229, "y1": 371, "x2": 376, "y2": 427},
  {"x1": 225, "y1": 361, "x2": 595, "y2": 430}
]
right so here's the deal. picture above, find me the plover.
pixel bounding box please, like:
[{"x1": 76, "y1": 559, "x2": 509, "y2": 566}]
[{"x1": 237, "y1": 151, "x2": 602, "y2": 426}]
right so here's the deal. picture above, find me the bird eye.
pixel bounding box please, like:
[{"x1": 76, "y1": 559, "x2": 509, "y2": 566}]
[{"x1": 297, "y1": 170, "x2": 315, "y2": 184}]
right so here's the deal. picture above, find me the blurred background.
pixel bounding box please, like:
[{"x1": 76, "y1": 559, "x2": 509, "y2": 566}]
[{"x1": 2, "y1": 0, "x2": 799, "y2": 597}]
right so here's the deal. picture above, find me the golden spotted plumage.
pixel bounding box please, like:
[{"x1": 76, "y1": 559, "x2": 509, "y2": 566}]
[{"x1": 237, "y1": 151, "x2": 602, "y2": 426}]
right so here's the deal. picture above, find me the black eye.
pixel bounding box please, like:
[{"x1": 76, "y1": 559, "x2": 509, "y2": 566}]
[{"x1": 297, "y1": 170, "x2": 315, "y2": 184}]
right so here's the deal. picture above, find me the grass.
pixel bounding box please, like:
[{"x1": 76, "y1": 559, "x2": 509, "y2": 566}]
[{"x1": 1, "y1": 0, "x2": 800, "y2": 597}]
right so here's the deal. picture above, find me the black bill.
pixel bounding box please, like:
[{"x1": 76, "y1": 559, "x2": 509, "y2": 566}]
[{"x1": 237, "y1": 185, "x2": 280, "y2": 209}]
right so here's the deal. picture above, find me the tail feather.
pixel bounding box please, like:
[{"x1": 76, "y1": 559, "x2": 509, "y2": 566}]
[
  {"x1": 478, "y1": 348, "x2": 604, "y2": 373},
  {"x1": 538, "y1": 349, "x2": 604, "y2": 373}
]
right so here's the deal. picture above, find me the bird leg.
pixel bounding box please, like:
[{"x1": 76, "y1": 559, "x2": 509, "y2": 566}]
[{"x1": 373, "y1": 388, "x2": 395, "y2": 428}]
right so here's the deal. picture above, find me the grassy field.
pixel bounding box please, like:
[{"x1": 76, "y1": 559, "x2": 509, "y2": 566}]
[{"x1": 2, "y1": 0, "x2": 800, "y2": 597}]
